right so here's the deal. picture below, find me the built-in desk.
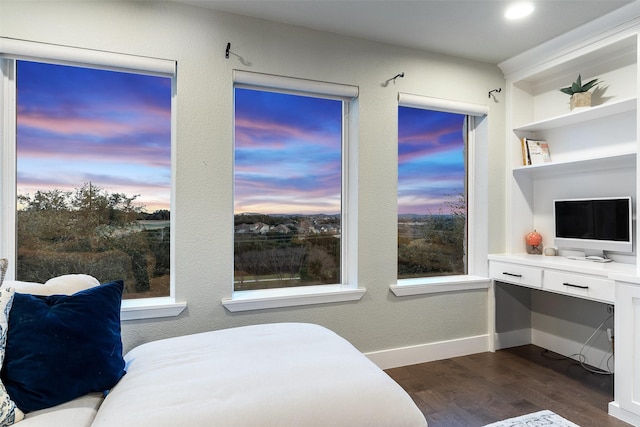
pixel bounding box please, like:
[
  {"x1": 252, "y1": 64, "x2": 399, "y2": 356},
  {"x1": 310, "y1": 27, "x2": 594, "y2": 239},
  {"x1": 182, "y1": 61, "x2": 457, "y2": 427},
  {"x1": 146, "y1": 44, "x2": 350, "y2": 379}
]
[
  {"x1": 489, "y1": 253, "x2": 636, "y2": 304},
  {"x1": 489, "y1": 254, "x2": 640, "y2": 426}
]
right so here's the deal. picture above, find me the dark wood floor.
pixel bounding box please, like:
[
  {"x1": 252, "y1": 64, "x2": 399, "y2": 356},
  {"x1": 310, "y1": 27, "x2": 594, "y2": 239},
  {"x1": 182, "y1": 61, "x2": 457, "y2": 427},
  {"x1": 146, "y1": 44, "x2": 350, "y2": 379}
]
[{"x1": 385, "y1": 345, "x2": 631, "y2": 427}]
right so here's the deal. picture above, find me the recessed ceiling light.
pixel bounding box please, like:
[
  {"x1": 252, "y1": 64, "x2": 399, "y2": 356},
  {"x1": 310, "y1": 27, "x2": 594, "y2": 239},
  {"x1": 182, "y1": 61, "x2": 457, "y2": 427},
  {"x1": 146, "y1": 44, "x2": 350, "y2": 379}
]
[{"x1": 505, "y1": 2, "x2": 535, "y2": 20}]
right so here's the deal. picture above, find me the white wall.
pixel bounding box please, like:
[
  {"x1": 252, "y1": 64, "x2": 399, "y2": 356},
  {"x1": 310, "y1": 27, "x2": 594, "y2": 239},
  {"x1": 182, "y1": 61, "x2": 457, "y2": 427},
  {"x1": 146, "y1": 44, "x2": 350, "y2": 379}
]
[{"x1": 0, "y1": 1, "x2": 507, "y2": 357}]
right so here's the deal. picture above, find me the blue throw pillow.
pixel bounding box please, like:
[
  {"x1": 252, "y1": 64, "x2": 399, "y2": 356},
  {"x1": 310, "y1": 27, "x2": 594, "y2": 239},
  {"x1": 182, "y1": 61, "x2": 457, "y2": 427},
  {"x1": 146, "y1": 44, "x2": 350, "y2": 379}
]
[{"x1": 1, "y1": 280, "x2": 126, "y2": 413}]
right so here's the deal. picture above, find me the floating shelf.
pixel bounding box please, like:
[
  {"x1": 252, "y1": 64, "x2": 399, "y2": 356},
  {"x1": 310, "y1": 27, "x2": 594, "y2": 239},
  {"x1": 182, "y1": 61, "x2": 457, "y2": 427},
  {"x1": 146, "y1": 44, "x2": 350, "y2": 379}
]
[
  {"x1": 514, "y1": 97, "x2": 636, "y2": 133},
  {"x1": 513, "y1": 151, "x2": 636, "y2": 179}
]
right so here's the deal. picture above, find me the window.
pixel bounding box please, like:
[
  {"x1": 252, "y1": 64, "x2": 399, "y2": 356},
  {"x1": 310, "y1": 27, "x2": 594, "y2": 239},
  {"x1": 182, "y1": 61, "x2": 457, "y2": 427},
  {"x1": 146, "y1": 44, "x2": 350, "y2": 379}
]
[
  {"x1": 234, "y1": 87, "x2": 343, "y2": 291},
  {"x1": 394, "y1": 92, "x2": 489, "y2": 290},
  {"x1": 397, "y1": 107, "x2": 468, "y2": 279},
  {"x1": 226, "y1": 71, "x2": 363, "y2": 310},
  {"x1": 225, "y1": 71, "x2": 363, "y2": 311},
  {"x1": 1, "y1": 39, "x2": 176, "y2": 304}
]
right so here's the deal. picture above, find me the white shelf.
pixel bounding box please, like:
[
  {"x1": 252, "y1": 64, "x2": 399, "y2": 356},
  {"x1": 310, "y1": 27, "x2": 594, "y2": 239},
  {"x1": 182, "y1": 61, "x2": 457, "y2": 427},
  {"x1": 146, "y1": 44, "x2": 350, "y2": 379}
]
[
  {"x1": 514, "y1": 97, "x2": 636, "y2": 133},
  {"x1": 502, "y1": 20, "x2": 640, "y2": 425},
  {"x1": 513, "y1": 151, "x2": 636, "y2": 179}
]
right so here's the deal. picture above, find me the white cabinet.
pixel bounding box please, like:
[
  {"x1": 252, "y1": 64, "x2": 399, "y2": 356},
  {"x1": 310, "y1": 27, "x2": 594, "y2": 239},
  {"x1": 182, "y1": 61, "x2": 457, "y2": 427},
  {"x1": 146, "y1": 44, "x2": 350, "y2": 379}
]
[
  {"x1": 609, "y1": 279, "x2": 640, "y2": 426},
  {"x1": 489, "y1": 261, "x2": 542, "y2": 288},
  {"x1": 488, "y1": 254, "x2": 628, "y2": 304},
  {"x1": 543, "y1": 269, "x2": 614, "y2": 303},
  {"x1": 499, "y1": 23, "x2": 640, "y2": 424}
]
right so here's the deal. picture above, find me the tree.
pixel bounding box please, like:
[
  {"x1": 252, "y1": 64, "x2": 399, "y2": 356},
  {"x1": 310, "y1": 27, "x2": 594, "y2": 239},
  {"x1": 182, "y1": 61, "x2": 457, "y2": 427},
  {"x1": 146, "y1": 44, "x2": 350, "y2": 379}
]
[
  {"x1": 17, "y1": 182, "x2": 159, "y2": 293},
  {"x1": 397, "y1": 191, "x2": 467, "y2": 277},
  {"x1": 72, "y1": 182, "x2": 141, "y2": 227}
]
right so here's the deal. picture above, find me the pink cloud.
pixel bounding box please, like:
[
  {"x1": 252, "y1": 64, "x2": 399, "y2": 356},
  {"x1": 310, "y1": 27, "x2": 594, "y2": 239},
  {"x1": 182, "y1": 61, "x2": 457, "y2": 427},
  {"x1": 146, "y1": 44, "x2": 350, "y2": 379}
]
[
  {"x1": 398, "y1": 125, "x2": 462, "y2": 163},
  {"x1": 19, "y1": 113, "x2": 131, "y2": 137},
  {"x1": 17, "y1": 101, "x2": 170, "y2": 139},
  {"x1": 235, "y1": 117, "x2": 337, "y2": 148}
]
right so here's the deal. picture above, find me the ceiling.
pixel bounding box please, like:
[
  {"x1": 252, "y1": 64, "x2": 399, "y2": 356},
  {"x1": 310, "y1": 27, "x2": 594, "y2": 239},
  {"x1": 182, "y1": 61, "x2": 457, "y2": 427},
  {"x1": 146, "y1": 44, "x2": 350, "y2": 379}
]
[{"x1": 173, "y1": 0, "x2": 634, "y2": 65}]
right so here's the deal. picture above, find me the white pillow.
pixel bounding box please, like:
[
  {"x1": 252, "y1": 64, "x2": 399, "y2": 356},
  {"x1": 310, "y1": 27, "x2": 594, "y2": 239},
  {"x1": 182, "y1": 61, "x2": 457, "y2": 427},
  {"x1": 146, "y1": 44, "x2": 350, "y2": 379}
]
[
  {"x1": 2, "y1": 274, "x2": 100, "y2": 296},
  {"x1": 0, "y1": 259, "x2": 7, "y2": 286},
  {"x1": 0, "y1": 287, "x2": 24, "y2": 426}
]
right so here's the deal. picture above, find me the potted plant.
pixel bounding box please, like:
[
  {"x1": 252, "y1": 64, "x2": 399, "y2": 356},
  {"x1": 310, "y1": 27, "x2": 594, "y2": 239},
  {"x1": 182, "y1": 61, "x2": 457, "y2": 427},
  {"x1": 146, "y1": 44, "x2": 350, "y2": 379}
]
[{"x1": 560, "y1": 74, "x2": 599, "y2": 110}]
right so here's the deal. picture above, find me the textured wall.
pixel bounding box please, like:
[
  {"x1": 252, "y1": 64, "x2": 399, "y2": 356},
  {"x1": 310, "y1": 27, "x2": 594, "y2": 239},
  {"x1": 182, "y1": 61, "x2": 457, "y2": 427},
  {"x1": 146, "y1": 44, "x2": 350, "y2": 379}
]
[{"x1": 0, "y1": 1, "x2": 507, "y2": 355}]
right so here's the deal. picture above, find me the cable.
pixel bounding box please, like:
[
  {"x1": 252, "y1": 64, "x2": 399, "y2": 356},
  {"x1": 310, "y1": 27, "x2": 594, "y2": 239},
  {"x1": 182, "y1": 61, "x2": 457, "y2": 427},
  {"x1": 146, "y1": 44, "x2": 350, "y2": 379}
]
[
  {"x1": 568, "y1": 313, "x2": 613, "y2": 375},
  {"x1": 540, "y1": 313, "x2": 614, "y2": 376}
]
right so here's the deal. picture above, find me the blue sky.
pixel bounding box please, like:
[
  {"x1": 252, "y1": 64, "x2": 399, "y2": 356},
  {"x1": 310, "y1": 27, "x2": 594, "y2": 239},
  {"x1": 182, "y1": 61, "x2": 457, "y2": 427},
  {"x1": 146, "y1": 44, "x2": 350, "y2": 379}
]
[
  {"x1": 398, "y1": 107, "x2": 465, "y2": 215},
  {"x1": 16, "y1": 61, "x2": 171, "y2": 212},
  {"x1": 234, "y1": 88, "x2": 342, "y2": 215},
  {"x1": 235, "y1": 89, "x2": 465, "y2": 216},
  {"x1": 16, "y1": 62, "x2": 463, "y2": 216}
]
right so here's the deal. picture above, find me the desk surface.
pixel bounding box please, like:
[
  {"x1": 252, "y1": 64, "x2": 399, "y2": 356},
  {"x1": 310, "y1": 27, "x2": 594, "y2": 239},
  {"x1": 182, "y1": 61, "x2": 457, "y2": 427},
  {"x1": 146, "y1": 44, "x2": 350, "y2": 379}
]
[{"x1": 489, "y1": 253, "x2": 637, "y2": 278}]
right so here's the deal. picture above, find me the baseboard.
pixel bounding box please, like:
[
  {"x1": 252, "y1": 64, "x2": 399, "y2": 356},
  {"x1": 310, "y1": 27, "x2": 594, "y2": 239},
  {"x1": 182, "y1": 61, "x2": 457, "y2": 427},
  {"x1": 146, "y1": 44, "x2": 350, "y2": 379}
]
[
  {"x1": 495, "y1": 328, "x2": 614, "y2": 373},
  {"x1": 365, "y1": 334, "x2": 489, "y2": 370},
  {"x1": 368, "y1": 328, "x2": 614, "y2": 372},
  {"x1": 532, "y1": 329, "x2": 614, "y2": 373},
  {"x1": 608, "y1": 401, "x2": 640, "y2": 426},
  {"x1": 494, "y1": 328, "x2": 531, "y2": 350}
]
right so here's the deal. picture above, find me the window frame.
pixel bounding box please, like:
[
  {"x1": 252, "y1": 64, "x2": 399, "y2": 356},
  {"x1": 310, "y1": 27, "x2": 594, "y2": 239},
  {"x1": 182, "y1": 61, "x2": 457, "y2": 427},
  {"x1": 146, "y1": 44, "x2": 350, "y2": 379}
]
[
  {"x1": 0, "y1": 38, "x2": 185, "y2": 320},
  {"x1": 222, "y1": 70, "x2": 364, "y2": 312},
  {"x1": 390, "y1": 93, "x2": 490, "y2": 296}
]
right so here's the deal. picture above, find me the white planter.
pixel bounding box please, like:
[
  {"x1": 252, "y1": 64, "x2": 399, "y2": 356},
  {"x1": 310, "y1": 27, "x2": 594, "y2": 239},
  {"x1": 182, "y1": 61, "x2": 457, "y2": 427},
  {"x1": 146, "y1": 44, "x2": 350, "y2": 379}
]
[{"x1": 570, "y1": 92, "x2": 592, "y2": 110}]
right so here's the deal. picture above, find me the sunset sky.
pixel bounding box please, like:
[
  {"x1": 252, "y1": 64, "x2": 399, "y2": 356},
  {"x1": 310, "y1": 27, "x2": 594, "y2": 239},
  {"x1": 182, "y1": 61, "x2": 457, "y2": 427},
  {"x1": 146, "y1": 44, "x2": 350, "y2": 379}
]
[
  {"x1": 398, "y1": 107, "x2": 465, "y2": 215},
  {"x1": 234, "y1": 88, "x2": 342, "y2": 215},
  {"x1": 16, "y1": 61, "x2": 172, "y2": 212},
  {"x1": 235, "y1": 89, "x2": 465, "y2": 216},
  {"x1": 16, "y1": 61, "x2": 464, "y2": 217}
]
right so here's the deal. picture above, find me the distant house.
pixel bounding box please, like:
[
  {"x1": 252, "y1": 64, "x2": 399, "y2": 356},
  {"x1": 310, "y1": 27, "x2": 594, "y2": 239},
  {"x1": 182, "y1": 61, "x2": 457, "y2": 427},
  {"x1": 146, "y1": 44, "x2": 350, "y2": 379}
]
[
  {"x1": 271, "y1": 224, "x2": 290, "y2": 234},
  {"x1": 252, "y1": 223, "x2": 270, "y2": 234},
  {"x1": 235, "y1": 224, "x2": 252, "y2": 234}
]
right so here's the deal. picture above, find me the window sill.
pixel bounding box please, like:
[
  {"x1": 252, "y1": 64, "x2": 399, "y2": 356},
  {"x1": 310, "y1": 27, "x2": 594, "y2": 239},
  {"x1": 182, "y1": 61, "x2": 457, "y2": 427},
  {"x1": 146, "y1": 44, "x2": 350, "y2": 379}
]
[
  {"x1": 389, "y1": 275, "x2": 490, "y2": 297},
  {"x1": 121, "y1": 297, "x2": 187, "y2": 321},
  {"x1": 221, "y1": 284, "x2": 366, "y2": 312}
]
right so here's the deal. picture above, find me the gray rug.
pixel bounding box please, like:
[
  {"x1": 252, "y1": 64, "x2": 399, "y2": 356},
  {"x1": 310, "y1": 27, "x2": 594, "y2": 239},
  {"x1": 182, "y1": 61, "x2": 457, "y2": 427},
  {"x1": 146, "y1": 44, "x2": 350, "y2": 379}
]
[{"x1": 483, "y1": 410, "x2": 579, "y2": 427}]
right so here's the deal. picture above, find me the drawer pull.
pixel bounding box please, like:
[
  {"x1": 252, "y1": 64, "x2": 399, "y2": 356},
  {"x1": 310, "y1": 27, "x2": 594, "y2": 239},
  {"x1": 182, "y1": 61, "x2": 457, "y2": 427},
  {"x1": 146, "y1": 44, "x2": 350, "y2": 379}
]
[
  {"x1": 503, "y1": 272, "x2": 522, "y2": 278},
  {"x1": 563, "y1": 282, "x2": 589, "y2": 290}
]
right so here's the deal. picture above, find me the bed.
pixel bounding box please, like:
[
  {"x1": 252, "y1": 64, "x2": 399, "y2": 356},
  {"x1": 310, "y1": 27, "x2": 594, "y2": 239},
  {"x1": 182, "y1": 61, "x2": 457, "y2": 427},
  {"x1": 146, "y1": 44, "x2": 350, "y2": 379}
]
[
  {"x1": 0, "y1": 271, "x2": 428, "y2": 427},
  {"x1": 92, "y1": 322, "x2": 428, "y2": 427}
]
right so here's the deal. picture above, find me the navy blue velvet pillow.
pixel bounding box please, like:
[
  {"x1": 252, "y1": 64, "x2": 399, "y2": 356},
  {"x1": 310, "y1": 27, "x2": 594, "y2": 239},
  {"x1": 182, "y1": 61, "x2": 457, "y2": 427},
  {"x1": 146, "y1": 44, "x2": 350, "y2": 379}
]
[{"x1": 1, "y1": 280, "x2": 126, "y2": 413}]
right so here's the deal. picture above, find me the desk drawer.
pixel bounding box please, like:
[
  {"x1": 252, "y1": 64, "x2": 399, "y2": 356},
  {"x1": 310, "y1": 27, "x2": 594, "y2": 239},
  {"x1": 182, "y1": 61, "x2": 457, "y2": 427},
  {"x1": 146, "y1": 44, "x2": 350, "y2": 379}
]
[
  {"x1": 543, "y1": 270, "x2": 614, "y2": 303},
  {"x1": 489, "y1": 261, "x2": 542, "y2": 288}
]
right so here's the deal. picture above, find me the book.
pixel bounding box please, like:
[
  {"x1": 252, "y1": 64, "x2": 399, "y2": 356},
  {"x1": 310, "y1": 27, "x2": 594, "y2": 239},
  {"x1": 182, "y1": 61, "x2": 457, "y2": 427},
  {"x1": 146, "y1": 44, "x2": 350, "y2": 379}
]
[
  {"x1": 524, "y1": 138, "x2": 551, "y2": 165},
  {"x1": 520, "y1": 138, "x2": 529, "y2": 165}
]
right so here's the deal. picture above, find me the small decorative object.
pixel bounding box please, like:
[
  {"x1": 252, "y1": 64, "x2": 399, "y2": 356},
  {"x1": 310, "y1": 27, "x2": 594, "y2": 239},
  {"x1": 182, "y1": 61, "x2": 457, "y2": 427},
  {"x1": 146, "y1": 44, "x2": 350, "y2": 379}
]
[
  {"x1": 544, "y1": 247, "x2": 557, "y2": 256},
  {"x1": 560, "y1": 74, "x2": 599, "y2": 110},
  {"x1": 523, "y1": 138, "x2": 551, "y2": 165},
  {"x1": 525, "y1": 230, "x2": 543, "y2": 255}
]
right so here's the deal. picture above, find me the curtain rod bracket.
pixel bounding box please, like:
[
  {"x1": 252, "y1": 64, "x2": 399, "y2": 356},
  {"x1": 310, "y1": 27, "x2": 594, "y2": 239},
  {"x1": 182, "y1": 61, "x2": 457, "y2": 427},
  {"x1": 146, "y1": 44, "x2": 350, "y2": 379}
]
[
  {"x1": 224, "y1": 43, "x2": 252, "y2": 66},
  {"x1": 488, "y1": 88, "x2": 502, "y2": 99},
  {"x1": 382, "y1": 72, "x2": 405, "y2": 87}
]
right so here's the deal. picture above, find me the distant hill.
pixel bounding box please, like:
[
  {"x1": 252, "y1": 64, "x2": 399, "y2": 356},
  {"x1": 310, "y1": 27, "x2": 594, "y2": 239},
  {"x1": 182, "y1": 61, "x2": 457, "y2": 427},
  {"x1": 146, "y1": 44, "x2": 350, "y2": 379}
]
[
  {"x1": 235, "y1": 212, "x2": 339, "y2": 218},
  {"x1": 236, "y1": 212, "x2": 450, "y2": 220},
  {"x1": 399, "y1": 213, "x2": 454, "y2": 220}
]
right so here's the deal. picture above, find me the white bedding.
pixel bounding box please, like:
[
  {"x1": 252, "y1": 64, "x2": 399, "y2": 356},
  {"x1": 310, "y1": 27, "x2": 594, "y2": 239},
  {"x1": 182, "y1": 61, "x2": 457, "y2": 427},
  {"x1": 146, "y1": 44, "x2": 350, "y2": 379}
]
[
  {"x1": 92, "y1": 323, "x2": 428, "y2": 427},
  {"x1": 20, "y1": 393, "x2": 103, "y2": 427}
]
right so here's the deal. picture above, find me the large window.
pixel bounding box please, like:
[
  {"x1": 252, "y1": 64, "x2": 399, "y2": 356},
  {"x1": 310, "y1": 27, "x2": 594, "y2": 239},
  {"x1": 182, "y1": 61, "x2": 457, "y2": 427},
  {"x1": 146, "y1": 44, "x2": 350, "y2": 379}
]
[
  {"x1": 1, "y1": 42, "x2": 175, "y2": 301},
  {"x1": 234, "y1": 87, "x2": 343, "y2": 291},
  {"x1": 231, "y1": 71, "x2": 358, "y2": 298},
  {"x1": 397, "y1": 106, "x2": 468, "y2": 279}
]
